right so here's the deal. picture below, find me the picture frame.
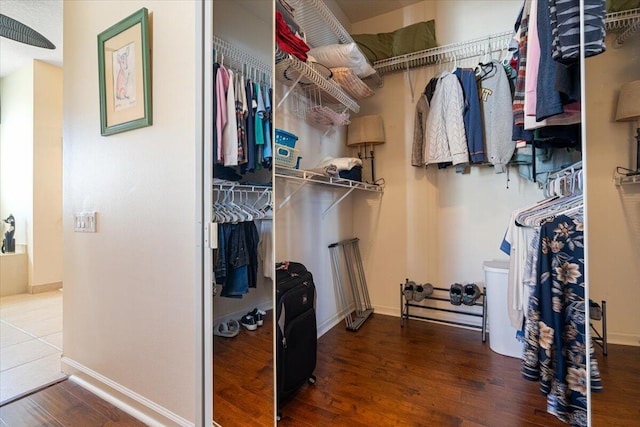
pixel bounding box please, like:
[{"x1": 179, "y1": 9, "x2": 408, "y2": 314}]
[{"x1": 97, "y1": 8, "x2": 152, "y2": 136}]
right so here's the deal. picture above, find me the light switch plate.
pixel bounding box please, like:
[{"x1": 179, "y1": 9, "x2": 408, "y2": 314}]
[{"x1": 74, "y1": 212, "x2": 97, "y2": 232}]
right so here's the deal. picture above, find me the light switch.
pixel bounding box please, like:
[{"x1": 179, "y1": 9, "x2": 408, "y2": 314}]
[{"x1": 74, "y1": 212, "x2": 97, "y2": 232}]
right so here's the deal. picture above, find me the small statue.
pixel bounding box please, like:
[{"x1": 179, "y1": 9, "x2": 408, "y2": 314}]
[{"x1": 2, "y1": 214, "x2": 15, "y2": 253}]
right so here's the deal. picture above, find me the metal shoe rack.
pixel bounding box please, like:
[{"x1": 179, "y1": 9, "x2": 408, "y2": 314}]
[
  {"x1": 400, "y1": 279, "x2": 487, "y2": 342},
  {"x1": 329, "y1": 238, "x2": 374, "y2": 332}
]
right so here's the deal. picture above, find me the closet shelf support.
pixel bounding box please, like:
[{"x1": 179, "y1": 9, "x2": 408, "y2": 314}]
[
  {"x1": 322, "y1": 187, "x2": 355, "y2": 219},
  {"x1": 277, "y1": 180, "x2": 308, "y2": 211}
]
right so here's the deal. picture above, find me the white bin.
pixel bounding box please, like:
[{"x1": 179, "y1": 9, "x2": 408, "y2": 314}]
[{"x1": 483, "y1": 260, "x2": 524, "y2": 359}]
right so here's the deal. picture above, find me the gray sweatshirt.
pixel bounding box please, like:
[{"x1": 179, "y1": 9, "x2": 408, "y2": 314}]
[{"x1": 479, "y1": 60, "x2": 515, "y2": 173}]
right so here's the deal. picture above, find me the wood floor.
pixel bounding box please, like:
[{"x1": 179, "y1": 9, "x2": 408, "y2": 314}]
[
  {"x1": 213, "y1": 310, "x2": 274, "y2": 427},
  {"x1": 278, "y1": 314, "x2": 639, "y2": 427},
  {"x1": 0, "y1": 379, "x2": 145, "y2": 426}
]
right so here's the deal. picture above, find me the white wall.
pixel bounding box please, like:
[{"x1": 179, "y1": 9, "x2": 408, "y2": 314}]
[
  {"x1": 63, "y1": 1, "x2": 198, "y2": 424},
  {"x1": 274, "y1": 86, "x2": 355, "y2": 335},
  {"x1": 585, "y1": 34, "x2": 640, "y2": 346},
  {"x1": 0, "y1": 63, "x2": 34, "y2": 251},
  {"x1": 350, "y1": 0, "x2": 543, "y2": 320},
  {"x1": 32, "y1": 61, "x2": 63, "y2": 290},
  {"x1": 0, "y1": 60, "x2": 63, "y2": 292}
]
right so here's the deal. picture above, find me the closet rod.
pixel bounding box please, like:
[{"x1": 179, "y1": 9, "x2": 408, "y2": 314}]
[
  {"x1": 213, "y1": 35, "x2": 272, "y2": 84},
  {"x1": 373, "y1": 30, "x2": 513, "y2": 75},
  {"x1": 547, "y1": 161, "x2": 582, "y2": 181},
  {"x1": 212, "y1": 182, "x2": 272, "y2": 193}
]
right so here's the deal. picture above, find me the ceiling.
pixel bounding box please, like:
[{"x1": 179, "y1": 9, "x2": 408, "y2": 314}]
[
  {"x1": 0, "y1": 0, "x2": 63, "y2": 78},
  {"x1": 333, "y1": 0, "x2": 424, "y2": 24},
  {"x1": 0, "y1": 0, "x2": 421, "y2": 79}
]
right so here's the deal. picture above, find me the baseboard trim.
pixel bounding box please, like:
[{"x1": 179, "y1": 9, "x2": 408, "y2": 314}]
[
  {"x1": 29, "y1": 281, "x2": 62, "y2": 294},
  {"x1": 606, "y1": 333, "x2": 640, "y2": 347},
  {"x1": 317, "y1": 310, "x2": 347, "y2": 338},
  {"x1": 61, "y1": 357, "x2": 193, "y2": 427}
]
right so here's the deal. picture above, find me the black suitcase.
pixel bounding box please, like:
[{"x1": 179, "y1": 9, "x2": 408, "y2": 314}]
[{"x1": 276, "y1": 261, "x2": 317, "y2": 417}]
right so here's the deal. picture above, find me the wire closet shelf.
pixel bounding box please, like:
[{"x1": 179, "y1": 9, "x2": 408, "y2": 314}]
[
  {"x1": 213, "y1": 35, "x2": 272, "y2": 86},
  {"x1": 373, "y1": 8, "x2": 640, "y2": 75}
]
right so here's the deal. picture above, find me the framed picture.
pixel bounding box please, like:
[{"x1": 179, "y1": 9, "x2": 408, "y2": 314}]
[{"x1": 97, "y1": 8, "x2": 152, "y2": 136}]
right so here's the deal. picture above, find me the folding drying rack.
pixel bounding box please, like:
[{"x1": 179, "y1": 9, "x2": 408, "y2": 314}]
[{"x1": 329, "y1": 238, "x2": 374, "y2": 331}]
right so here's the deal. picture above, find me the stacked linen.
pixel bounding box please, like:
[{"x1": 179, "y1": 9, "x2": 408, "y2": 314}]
[{"x1": 311, "y1": 157, "x2": 363, "y2": 181}]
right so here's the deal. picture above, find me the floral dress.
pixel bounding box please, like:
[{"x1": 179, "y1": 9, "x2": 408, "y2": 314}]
[{"x1": 521, "y1": 215, "x2": 602, "y2": 426}]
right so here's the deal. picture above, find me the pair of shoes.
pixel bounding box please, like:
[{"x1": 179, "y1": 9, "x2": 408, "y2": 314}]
[
  {"x1": 413, "y1": 283, "x2": 434, "y2": 302},
  {"x1": 214, "y1": 319, "x2": 240, "y2": 338},
  {"x1": 450, "y1": 283, "x2": 481, "y2": 305},
  {"x1": 403, "y1": 281, "x2": 434, "y2": 301},
  {"x1": 241, "y1": 308, "x2": 266, "y2": 331}
]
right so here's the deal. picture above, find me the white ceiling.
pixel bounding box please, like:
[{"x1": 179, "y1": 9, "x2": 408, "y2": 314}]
[
  {"x1": 0, "y1": 0, "x2": 63, "y2": 78},
  {"x1": 0, "y1": 0, "x2": 421, "y2": 78},
  {"x1": 333, "y1": 0, "x2": 424, "y2": 24}
]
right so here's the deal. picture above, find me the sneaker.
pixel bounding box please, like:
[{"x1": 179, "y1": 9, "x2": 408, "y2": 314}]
[
  {"x1": 250, "y1": 308, "x2": 264, "y2": 326},
  {"x1": 240, "y1": 314, "x2": 258, "y2": 331},
  {"x1": 450, "y1": 283, "x2": 464, "y2": 305},
  {"x1": 589, "y1": 300, "x2": 602, "y2": 320},
  {"x1": 462, "y1": 283, "x2": 481, "y2": 306},
  {"x1": 403, "y1": 281, "x2": 416, "y2": 301},
  {"x1": 422, "y1": 283, "x2": 434, "y2": 297},
  {"x1": 214, "y1": 319, "x2": 240, "y2": 338}
]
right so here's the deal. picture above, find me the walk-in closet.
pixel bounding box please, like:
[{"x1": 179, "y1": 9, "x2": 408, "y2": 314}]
[
  {"x1": 207, "y1": 1, "x2": 640, "y2": 426},
  {"x1": 208, "y1": 1, "x2": 275, "y2": 426}
]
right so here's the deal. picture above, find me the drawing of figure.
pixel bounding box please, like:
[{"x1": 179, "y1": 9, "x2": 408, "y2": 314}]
[{"x1": 116, "y1": 46, "x2": 130, "y2": 100}]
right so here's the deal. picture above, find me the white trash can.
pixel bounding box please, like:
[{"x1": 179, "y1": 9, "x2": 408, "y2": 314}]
[{"x1": 483, "y1": 260, "x2": 524, "y2": 359}]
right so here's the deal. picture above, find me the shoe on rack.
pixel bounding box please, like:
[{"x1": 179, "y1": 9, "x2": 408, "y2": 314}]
[
  {"x1": 589, "y1": 300, "x2": 602, "y2": 320},
  {"x1": 214, "y1": 319, "x2": 240, "y2": 338},
  {"x1": 240, "y1": 314, "x2": 258, "y2": 331},
  {"x1": 250, "y1": 308, "x2": 264, "y2": 326},
  {"x1": 413, "y1": 284, "x2": 426, "y2": 302},
  {"x1": 462, "y1": 283, "x2": 481, "y2": 306},
  {"x1": 422, "y1": 283, "x2": 434, "y2": 297},
  {"x1": 403, "y1": 281, "x2": 416, "y2": 301},
  {"x1": 450, "y1": 283, "x2": 464, "y2": 306}
]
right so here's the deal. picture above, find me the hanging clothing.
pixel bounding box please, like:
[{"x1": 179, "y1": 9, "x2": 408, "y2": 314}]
[
  {"x1": 550, "y1": 0, "x2": 606, "y2": 63},
  {"x1": 235, "y1": 72, "x2": 248, "y2": 165},
  {"x1": 512, "y1": 0, "x2": 532, "y2": 126},
  {"x1": 478, "y1": 60, "x2": 515, "y2": 173},
  {"x1": 411, "y1": 93, "x2": 431, "y2": 167},
  {"x1": 522, "y1": 215, "x2": 602, "y2": 426},
  {"x1": 215, "y1": 65, "x2": 230, "y2": 164},
  {"x1": 424, "y1": 72, "x2": 469, "y2": 167},
  {"x1": 454, "y1": 68, "x2": 485, "y2": 163},
  {"x1": 214, "y1": 221, "x2": 260, "y2": 298},
  {"x1": 223, "y1": 69, "x2": 239, "y2": 166},
  {"x1": 245, "y1": 78, "x2": 257, "y2": 172}
]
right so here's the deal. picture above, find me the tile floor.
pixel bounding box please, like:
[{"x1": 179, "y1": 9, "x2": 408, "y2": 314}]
[{"x1": 0, "y1": 290, "x2": 66, "y2": 405}]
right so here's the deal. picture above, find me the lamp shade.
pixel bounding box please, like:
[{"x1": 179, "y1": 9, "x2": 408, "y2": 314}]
[
  {"x1": 615, "y1": 80, "x2": 640, "y2": 122},
  {"x1": 347, "y1": 114, "x2": 385, "y2": 147}
]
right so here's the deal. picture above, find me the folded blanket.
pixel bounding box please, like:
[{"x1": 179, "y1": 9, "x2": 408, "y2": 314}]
[
  {"x1": 316, "y1": 157, "x2": 362, "y2": 171},
  {"x1": 308, "y1": 164, "x2": 339, "y2": 177}
]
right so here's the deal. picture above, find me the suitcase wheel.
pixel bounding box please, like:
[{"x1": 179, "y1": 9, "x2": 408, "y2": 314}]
[{"x1": 308, "y1": 375, "x2": 316, "y2": 385}]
